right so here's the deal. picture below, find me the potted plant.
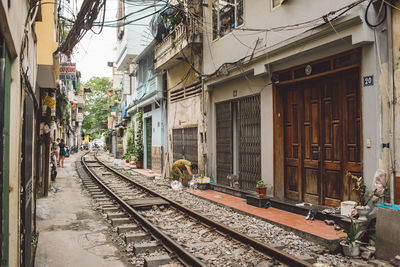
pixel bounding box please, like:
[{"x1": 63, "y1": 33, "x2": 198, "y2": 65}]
[
  {"x1": 256, "y1": 180, "x2": 267, "y2": 198},
  {"x1": 347, "y1": 172, "x2": 370, "y2": 221},
  {"x1": 122, "y1": 153, "x2": 131, "y2": 163},
  {"x1": 341, "y1": 218, "x2": 364, "y2": 257},
  {"x1": 133, "y1": 109, "x2": 144, "y2": 169}
]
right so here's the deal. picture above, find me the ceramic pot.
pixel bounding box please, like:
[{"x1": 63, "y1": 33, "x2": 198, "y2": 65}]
[
  {"x1": 356, "y1": 206, "x2": 370, "y2": 221},
  {"x1": 256, "y1": 187, "x2": 267, "y2": 198},
  {"x1": 341, "y1": 241, "x2": 360, "y2": 257},
  {"x1": 136, "y1": 161, "x2": 143, "y2": 169}
]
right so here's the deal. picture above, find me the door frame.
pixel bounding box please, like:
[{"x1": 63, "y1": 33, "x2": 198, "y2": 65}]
[
  {"x1": 145, "y1": 117, "x2": 152, "y2": 169},
  {"x1": 273, "y1": 49, "x2": 363, "y2": 204}
]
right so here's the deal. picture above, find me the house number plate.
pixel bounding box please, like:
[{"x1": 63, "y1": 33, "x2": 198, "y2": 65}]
[{"x1": 363, "y1": 75, "x2": 374, "y2": 86}]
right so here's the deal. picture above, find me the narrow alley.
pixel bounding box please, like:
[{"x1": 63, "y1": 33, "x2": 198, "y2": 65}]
[{"x1": 35, "y1": 152, "x2": 128, "y2": 267}]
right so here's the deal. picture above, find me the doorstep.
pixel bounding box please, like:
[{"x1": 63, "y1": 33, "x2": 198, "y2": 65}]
[
  {"x1": 187, "y1": 189, "x2": 344, "y2": 251},
  {"x1": 211, "y1": 183, "x2": 351, "y2": 229}
]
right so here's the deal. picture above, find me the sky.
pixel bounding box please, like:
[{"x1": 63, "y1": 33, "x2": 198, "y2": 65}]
[
  {"x1": 73, "y1": 0, "x2": 119, "y2": 83},
  {"x1": 70, "y1": 0, "x2": 158, "y2": 83}
]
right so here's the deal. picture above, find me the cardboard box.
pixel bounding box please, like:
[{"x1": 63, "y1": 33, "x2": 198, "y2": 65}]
[{"x1": 196, "y1": 177, "x2": 210, "y2": 184}]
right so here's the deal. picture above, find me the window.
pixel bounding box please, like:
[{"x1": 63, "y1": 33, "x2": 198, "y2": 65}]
[{"x1": 212, "y1": 0, "x2": 243, "y2": 40}]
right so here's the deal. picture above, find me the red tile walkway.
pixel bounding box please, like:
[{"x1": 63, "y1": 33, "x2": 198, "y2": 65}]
[{"x1": 188, "y1": 189, "x2": 344, "y2": 241}]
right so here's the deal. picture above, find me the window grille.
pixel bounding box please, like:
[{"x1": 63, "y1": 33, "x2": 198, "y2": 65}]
[{"x1": 170, "y1": 82, "x2": 202, "y2": 103}]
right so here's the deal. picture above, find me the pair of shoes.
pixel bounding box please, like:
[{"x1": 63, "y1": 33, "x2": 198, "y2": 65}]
[
  {"x1": 305, "y1": 208, "x2": 318, "y2": 221},
  {"x1": 324, "y1": 219, "x2": 335, "y2": 225},
  {"x1": 334, "y1": 224, "x2": 342, "y2": 231},
  {"x1": 264, "y1": 202, "x2": 271, "y2": 209}
]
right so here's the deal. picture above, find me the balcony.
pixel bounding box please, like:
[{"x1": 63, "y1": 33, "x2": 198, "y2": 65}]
[
  {"x1": 154, "y1": 22, "x2": 201, "y2": 70},
  {"x1": 135, "y1": 74, "x2": 162, "y2": 104}
]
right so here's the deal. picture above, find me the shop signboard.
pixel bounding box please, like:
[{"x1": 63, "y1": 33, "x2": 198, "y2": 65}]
[{"x1": 59, "y1": 63, "x2": 76, "y2": 80}]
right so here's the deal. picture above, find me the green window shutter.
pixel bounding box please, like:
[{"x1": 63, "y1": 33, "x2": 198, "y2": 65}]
[{"x1": 1, "y1": 38, "x2": 11, "y2": 267}]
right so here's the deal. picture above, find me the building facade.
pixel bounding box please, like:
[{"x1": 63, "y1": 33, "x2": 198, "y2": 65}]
[
  {"x1": 203, "y1": 0, "x2": 399, "y2": 204},
  {"x1": 134, "y1": 40, "x2": 166, "y2": 171},
  {"x1": 154, "y1": 0, "x2": 205, "y2": 176}
]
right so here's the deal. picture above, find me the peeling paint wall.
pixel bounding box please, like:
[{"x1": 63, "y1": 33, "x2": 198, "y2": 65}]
[
  {"x1": 0, "y1": 0, "x2": 38, "y2": 265},
  {"x1": 166, "y1": 61, "x2": 205, "y2": 175},
  {"x1": 393, "y1": 3, "x2": 400, "y2": 203}
]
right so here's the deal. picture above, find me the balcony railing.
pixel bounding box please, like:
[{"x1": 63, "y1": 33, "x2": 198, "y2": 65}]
[
  {"x1": 154, "y1": 22, "x2": 201, "y2": 69},
  {"x1": 136, "y1": 74, "x2": 161, "y2": 101}
]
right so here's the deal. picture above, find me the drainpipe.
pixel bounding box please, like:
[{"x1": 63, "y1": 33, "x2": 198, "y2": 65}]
[{"x1": 387, "y1": 5, "x2": 396, "y2": 204}]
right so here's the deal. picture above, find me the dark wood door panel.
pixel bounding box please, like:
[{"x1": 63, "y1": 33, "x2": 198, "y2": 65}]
[
  {"x1": 302, "y1": 83, "x2": 321, "y2": 205},
  {"x1": 282, "y1": 68, "x2": 361, "y2": 206},
  {"x1": 285, "y1": 165, "x2": 299, "y2": 200},
  {"x1": 283, "y1": 86, "x2": 302, "y2": 201}
]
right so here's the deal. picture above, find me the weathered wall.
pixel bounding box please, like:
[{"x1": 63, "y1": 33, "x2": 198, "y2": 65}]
[
  {"x1": 36, "y1": 1, "x2": 58, "y2": 66},
  {"x1": 393, "y1": 2, "x2": 400, "y2": 204},
  {"x1": 376, "y1": 207, "x2": 400, "y2": 260},
  {"x1": 143, "y1": 103, "x2": 163, "y2": 170},
  {"x1": 207, "y1": 74, "x2": 273, "y2": 191},
  {"x1": 166, "y1": 61, "x2": 204, "y2": 174},
  {"x1": 1, "y1": 0, "x2": 38, "y2": 265},
  {"x1": 203, "y1": 0, "x2": 387, "y2": 198},
  {"x1": 203, "y1": 0, "x2": 368, "y2": 75}
]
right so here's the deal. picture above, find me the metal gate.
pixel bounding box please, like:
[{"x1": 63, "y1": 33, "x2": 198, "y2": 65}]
[
  {"x1": 146, "y1": 117, "x2": 152, "y2": 169},
  {"x1": 172, "y1": 127, "x2": 198, "y2": 164},
  {"x1": 216, "y1": 102, "x2": 232, "y2": 186},
  {"x1": 239, "y1": 95, "x2": 261, "y2": 191},
  {"x1": 21, "y1": 95, "x2": 33, "y2": 267}
]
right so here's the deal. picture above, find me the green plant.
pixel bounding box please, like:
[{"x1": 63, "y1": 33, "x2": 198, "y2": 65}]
[
  {"x1": 347, "y1": 172, "x2": 368, "y2": 206},
  {"x1": 133, "y1": 109, "x2": 144, "y2": 162},
  {"x1": 343, "y1": 218, "x2": 364, "y2": 248},
  {"x1": 121, "y1": 153, "x2": 131, "y2": 161},
  {"x1": 256, "y1": 180, "x2": 266, "y2": 188}
]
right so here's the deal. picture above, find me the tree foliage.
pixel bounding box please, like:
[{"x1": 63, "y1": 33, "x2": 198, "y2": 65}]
[{"x1": 82, "y1": 77, "x2": 110, "y2": 139}]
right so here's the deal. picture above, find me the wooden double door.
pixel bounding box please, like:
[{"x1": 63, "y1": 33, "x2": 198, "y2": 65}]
[{"x1": 282, "y1": 70, "x2": 361, "y2": 207}]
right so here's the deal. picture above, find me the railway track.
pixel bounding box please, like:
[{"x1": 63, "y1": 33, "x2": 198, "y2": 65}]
[{"x1": 80, "y1": 152, "x2": 312, "y2": 267}]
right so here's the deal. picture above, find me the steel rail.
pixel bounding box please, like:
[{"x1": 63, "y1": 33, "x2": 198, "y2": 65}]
[
  {"x1": 81, "y1": 155, "x2": 207, "y2": 267},
  {"x1": 93, "y1": 153, "x2": 313, "y2": 267}
]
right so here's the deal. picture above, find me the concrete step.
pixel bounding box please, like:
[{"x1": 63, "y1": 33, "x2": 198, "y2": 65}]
[
  {"x1": 125, "y1": 233, "x2": 151, "y2": 244},
  {"x1": 111, "y1": 218, "x2": 131, "y2": 227},
  {"x1": 133, "y1": 242, "x2": 162, "y2": 254},
  {"x1": 118, "y1": 224, "x2": 140, "y2": 234},
  {"x1": 107, "y1": 213, "x2": 127, "y2": 220},
  {"x1": 144, "y1": 255, "x2": 171, "y2": 267},
  {"x1": 102, "y1": 207, "x2": 120, "y2": 214},
  {"x1": 92, "y1": 194, "x2": 107, "y2": 199},
  {"x1": 95, "y1": 198, "x2": 111, "y2": 202},
  {"x1": 97, "y1": 201, "x2": 114, "y2": 206},
  {"x1": 89, "y1": 190, "x2": 103, "y2": 195}
]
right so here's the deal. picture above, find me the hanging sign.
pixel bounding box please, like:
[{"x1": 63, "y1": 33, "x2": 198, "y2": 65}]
[
  {"x1": 77, "y1": 113, "x2": 83, "y2": 122},
  {"x1": 59, "y1": 63, "x2": 76, "y2": 80},
  {"x1": 43, "y1": 95, "x2": 56, "y2": 109}
]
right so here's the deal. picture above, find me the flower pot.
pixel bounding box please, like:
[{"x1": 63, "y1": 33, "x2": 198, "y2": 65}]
[
  {"x1": 256, "y1": 187, "x2": 267, "y2": 198},
  {"x1": 356, "y1": 206, "x2": 370, "y2": 221},
  {"x1": 341, "y1": 241, "x2": 360, "y2": 257},
  {"x1": 135, "y1": 160, "x2": 143, "y2": 169}
]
